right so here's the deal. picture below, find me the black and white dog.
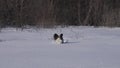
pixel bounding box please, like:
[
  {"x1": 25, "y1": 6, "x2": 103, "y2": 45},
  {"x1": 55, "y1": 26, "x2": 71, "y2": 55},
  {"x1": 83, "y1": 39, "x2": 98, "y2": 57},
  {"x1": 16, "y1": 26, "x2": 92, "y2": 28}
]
[{"x1": 53, "y1": 33, "x2": 64, "y2": 44}]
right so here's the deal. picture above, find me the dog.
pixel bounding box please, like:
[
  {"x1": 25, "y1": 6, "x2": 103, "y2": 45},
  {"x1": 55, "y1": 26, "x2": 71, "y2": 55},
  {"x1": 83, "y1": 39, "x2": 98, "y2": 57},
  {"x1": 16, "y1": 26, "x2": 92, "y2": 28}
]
[{"x1": 53, "y1": 33, "x2": 64, "y2": 44}]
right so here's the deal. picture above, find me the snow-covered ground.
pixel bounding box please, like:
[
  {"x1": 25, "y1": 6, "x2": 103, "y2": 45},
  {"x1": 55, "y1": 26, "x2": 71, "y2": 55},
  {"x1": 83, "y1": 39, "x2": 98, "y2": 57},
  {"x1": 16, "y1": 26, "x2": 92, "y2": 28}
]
[{"x1": 0, "y1": 26, "x2": 120, "y2": 68}]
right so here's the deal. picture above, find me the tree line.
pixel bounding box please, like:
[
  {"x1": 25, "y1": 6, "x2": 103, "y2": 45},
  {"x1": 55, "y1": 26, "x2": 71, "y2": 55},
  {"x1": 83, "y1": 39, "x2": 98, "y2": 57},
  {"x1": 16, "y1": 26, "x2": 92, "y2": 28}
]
[{"x1": 0, "y1": 0, "x2": 120, "y2": 28}]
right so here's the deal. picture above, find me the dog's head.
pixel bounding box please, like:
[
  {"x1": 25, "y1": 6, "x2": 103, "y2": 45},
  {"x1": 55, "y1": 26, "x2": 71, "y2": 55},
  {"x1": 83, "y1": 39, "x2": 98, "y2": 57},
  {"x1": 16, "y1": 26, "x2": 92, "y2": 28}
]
[{"x1": 53, "y1": 33, "x2": 64, "y2": 44}]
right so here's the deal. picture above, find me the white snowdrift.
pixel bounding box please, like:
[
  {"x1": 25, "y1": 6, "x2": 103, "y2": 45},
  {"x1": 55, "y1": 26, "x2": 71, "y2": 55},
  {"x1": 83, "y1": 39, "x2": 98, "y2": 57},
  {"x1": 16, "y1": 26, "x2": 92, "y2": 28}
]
[{"x1": 0, "y1": 26, "x2": 120, "y2": 68}]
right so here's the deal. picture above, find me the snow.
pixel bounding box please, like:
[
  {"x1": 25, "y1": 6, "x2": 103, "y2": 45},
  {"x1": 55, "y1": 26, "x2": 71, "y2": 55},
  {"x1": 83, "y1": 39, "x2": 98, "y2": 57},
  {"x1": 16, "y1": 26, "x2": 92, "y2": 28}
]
[{"x1": 0, "y1": 26, "x2": 120, "y2": 68}]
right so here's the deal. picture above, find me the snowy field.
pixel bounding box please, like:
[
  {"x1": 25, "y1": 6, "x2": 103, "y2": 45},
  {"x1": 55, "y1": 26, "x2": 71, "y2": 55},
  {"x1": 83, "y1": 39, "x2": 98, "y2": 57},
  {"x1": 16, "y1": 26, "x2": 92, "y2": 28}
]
[{"x1": 0, "y1": 26, "x2": 120, "y2": 68}]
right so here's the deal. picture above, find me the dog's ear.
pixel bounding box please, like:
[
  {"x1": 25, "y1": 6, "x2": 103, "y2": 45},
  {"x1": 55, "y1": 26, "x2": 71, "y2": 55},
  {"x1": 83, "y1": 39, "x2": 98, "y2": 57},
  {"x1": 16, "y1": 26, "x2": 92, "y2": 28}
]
[
  {"x1": 60, "y1": 34, "x2": 64, "y2": 43},
  {"x1": 60, "y1": 34, "x2": 63, "y2": 40},
  {"x1": 54, "y1": 33, "x2": 59, "y2": 40}
]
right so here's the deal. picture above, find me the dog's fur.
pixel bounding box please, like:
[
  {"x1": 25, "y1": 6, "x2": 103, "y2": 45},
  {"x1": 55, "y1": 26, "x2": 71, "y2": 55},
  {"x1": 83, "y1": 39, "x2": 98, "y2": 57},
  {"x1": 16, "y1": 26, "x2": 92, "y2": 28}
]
[{"x1": 53, "y1": 33, "x2": 64, "y2": 44}]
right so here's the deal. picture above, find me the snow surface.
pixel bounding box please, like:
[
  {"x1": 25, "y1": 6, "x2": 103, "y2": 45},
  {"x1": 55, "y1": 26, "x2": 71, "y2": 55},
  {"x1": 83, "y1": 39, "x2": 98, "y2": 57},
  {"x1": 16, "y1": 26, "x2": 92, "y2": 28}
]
[{"x1": 0, "y1": 26, "x2": 120, "y2": 68}]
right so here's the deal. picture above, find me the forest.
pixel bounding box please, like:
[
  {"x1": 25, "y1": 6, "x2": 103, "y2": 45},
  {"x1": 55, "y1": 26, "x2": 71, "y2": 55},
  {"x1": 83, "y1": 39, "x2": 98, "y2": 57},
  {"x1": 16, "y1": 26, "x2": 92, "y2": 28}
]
[{"x1": 0, "y1": 0, "x2": 120, "y2": 28}]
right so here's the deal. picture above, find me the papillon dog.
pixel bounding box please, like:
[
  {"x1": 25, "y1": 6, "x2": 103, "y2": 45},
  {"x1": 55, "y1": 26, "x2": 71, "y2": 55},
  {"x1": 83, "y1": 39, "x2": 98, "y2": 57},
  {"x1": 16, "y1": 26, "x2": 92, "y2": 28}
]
[{"x1": 53, "y1": 33, "x2": 64, "y2": 44}]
